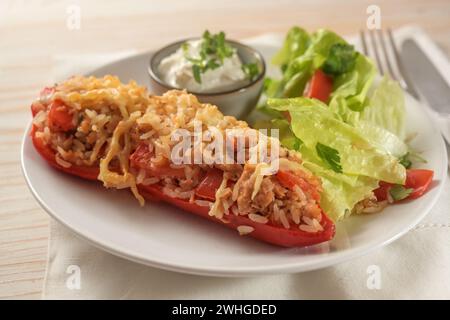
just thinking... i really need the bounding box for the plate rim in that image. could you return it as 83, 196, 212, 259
21, 50, 449, 277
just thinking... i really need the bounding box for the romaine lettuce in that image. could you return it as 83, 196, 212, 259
329, 53, 376, 116
257, 116, 380, 221
271, 26, 311, 69
361, 76, 406, 140
255, 26, 409, 221
268, 97, 406, 183
265, 97, 406, 221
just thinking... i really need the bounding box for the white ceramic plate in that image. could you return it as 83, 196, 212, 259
21, 44, 448, 276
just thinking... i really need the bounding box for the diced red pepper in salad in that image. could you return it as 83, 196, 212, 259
374, 169, 434, 202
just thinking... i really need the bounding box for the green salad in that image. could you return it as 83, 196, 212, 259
254, 27, 430, 221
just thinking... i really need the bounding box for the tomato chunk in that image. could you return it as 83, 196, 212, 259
48, 100, 75, 132
31, 102, 45, 117
305, 69, 333, 103
195, 168, 223, 201
130, 142, 185, 178
276, 170, 321, 201
373, 182, 390, 201
374, 169, 434, 202
405, 169, 434, 199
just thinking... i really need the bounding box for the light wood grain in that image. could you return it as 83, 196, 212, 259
1, 0, 449, 300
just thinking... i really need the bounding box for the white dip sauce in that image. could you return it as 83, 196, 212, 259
158, 40, 247, 93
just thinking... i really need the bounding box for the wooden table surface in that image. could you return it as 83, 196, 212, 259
1, 0, 449, 299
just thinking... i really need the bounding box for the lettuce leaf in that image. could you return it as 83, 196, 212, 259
302, 160, 379, 221
328, 53, 377, 123
281, 30, 346, 96
268, 97, 405, 183
272, 27, 311, 69
361, 76, 406, 140
263, 29, 347, 101
263, 26, 377, 116
354, 121, 408, 158
258, 117, 379, 221
255, 26, 409, 221
254, 118, 301, 150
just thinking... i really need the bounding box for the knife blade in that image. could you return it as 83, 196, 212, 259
401, 39, 450, 115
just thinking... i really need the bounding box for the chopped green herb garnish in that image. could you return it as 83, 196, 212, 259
316, 142, 343, 173
206, 59, 220, 70
399, 153, 412, 169
183, 30, 236, 84
192, 64, 202, 84
398, 151, 427, 169
292, 139, 302, 151
389, 185, 413, 201
322, 43, 358, 76
242, 63, 260, 81
192, 64, 202, 83
181, 42, 189, 53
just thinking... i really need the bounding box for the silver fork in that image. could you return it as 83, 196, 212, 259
360, 28, 420, 100
361, 29, 450, 166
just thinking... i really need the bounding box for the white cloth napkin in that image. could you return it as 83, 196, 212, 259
43, 26, 450, 299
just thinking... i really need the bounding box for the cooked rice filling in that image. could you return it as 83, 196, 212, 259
129, 90, 324, 230
32, 76, 326, 232
32, 76, 150, 168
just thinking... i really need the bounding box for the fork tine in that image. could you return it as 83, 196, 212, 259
359, 30, 368, 55
386, 28, 420, 99
361, 28, 420, 100
369, 29, 384, 75
377, 29, 397, 81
